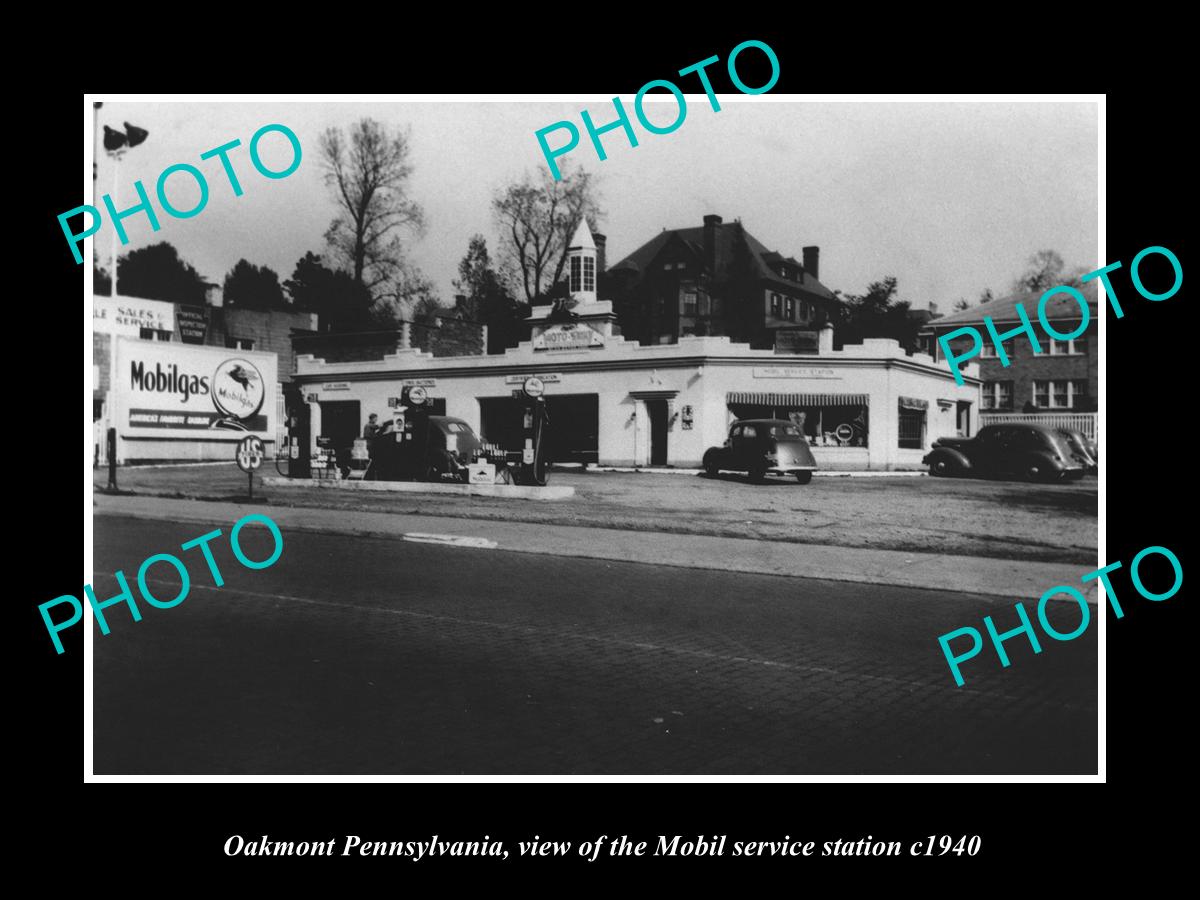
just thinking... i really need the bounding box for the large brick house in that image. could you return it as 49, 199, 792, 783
918, 284, 1098, 416
605, 214, 841, 349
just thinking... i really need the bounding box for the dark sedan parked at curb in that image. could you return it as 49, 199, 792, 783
1058, 429, 1098, 473
703, 419, 819, 484
923, 423, 1085, 482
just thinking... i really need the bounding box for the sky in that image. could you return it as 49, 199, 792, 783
91, 99, 1098, 311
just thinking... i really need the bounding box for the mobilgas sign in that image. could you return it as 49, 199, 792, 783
114, 338, 276, 438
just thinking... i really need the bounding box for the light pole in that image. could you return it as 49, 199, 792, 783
101, 118, 149, 297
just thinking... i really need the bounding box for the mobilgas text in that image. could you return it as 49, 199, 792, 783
41, 514, 284, 654
938, 545, 1182, 686
535, 40, 780, 181
938, 244, 1183, 385
58, 123, 302, 265
131, 360, 209, 403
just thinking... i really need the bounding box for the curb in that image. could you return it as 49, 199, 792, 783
590, 466, 927, 478
261, 476, 575, 501
93, 494, 1097, 604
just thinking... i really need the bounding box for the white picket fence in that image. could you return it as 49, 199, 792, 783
980, 412, 1097, 440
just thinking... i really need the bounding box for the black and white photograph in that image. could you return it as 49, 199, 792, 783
83, 96, 1101, 776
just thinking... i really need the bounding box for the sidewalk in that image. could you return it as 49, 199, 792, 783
92, 493, 1097, 604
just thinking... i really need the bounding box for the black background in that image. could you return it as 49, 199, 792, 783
24, 18, 1187, 883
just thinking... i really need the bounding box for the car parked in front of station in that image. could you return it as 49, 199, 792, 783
923, 423, 1085, 482
703, 419, 819, 484
1058, 429, 1098, 473
368, 415, 484, 482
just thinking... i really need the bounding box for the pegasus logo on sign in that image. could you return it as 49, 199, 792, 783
213, 358, 265, 424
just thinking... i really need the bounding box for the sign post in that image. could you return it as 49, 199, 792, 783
236, 435, 265, 500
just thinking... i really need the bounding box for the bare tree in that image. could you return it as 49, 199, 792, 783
493, 160, 603, 303
319, 118, 426, 301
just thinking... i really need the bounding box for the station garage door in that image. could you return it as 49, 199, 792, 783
479, 393, 599, 465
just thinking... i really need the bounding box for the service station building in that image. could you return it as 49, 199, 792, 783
293, 226, 980, 471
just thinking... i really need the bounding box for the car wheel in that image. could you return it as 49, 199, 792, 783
794, 471, 813, 485
930, 458, 955, 477
703, 453, 720, 477
425, 466, 441, 482
749, 465, 767, 484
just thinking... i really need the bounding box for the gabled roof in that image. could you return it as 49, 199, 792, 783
926, 282, 1099, 328
611, 221, 836, 301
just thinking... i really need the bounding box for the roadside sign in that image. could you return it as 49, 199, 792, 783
835, 423, 854, 443
468, 463, 496, 484
236, 435, 265, 473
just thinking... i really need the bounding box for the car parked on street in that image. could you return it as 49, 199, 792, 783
703, 419, 819, 483
1058, 429, 1098, 473
923, 423, 1085, 481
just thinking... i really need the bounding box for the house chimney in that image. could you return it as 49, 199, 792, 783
802, 246, 819, 281
593, 232, 607, 274
703, 214, 723, 274
818, 322, 834, 354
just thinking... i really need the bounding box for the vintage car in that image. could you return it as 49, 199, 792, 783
1058, 429, 1098, 472
703, 419, 819, 484
368, 415, 485, 482
923, 423, 1085, 481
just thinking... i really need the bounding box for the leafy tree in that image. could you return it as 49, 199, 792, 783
283, 251, 374, 333
1011, 250, 1089, 294
94, 253, 111, 295
979, 287, 994, 304
831, 276, 921, 351
452, 234, 529, 352
493, 159, 603, 303
952, 298, 970, 312
108, 242, 208, 305
223, 259, 286, 310
318, 118, 426, 301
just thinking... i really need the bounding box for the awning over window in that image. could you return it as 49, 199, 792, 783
899, 396, 929, 410
727, 392, 869, 407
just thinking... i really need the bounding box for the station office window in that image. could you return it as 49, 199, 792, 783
570, 255, 582, 292
770, 292, 781, 316
226, 337, 255, 351
897, 399, 928, 449
583, 256, 595, 293
784, 297, 795, 321
139, 327, 172, 341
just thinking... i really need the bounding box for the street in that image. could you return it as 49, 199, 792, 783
98, 464, 1098, 564
92, 513, 1096, 775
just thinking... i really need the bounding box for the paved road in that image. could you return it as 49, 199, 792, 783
92, 515, 1097, 775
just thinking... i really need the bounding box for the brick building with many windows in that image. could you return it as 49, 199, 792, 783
605, 214, 841, 349
917, 284, 1097, 427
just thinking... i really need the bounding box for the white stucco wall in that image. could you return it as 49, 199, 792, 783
294, 334, 980, 470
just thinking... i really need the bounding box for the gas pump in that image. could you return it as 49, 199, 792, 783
397, 385, 433, 480
517, 376, 551, 486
